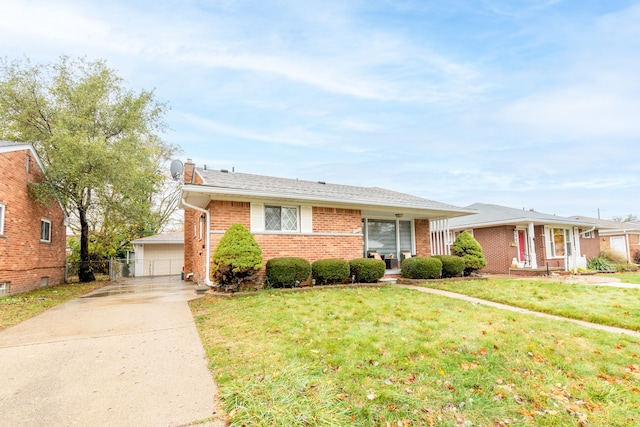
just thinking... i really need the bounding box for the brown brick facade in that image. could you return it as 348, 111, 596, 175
471, 225, 602, 274
183, 200, 431, 285
0, 148, 66, 295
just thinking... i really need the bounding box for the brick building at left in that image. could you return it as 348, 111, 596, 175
0, 141, 66, 295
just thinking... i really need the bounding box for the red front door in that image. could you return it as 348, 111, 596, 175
518, 230, 526, 263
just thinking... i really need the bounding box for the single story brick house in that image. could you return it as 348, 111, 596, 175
130, 232, 185, 277
180, 160, 474, 286
0, 141, 67, 295
446, 203, 600, 275
571, 216, 640, 263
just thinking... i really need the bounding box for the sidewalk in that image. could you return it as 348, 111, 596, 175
396, 279, 640, 338
0, 276, 225, 427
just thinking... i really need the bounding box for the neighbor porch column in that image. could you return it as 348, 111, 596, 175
528, 222, 538, 268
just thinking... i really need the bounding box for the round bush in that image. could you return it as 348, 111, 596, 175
266, 257, 311, 288
349, 258, 386, 283
212, 224, 263, 292
401, 256, 442, 280
433, 255, 465, 278
311, 259, 350, 285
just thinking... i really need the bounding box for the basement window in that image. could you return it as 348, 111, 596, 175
0, 282, 8, 295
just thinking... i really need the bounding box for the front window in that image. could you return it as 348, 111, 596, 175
40, 219, 51, 243
265, 206, 298, 231
546, 227, 571, 258
364, 219, 413, 259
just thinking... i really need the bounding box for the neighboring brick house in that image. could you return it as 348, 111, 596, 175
180, 160, 473, 286
571, 216, 640, 263
0, 141, 67, 295
446, 203, 600, 275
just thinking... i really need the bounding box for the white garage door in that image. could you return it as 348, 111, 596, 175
610, 236, 626, 257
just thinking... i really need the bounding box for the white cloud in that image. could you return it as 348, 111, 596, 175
500, 86, 640, 139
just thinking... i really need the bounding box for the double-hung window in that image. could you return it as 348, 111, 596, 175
0, 203, 5, 235
40, 218, 51, 243
265, 206, 298, 231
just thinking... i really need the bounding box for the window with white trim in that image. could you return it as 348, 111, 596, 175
40, 218, 51, 243
545, 227, 571, 258
0, 282, 8, 295
0, 203, 5, 235
265, 206, 298, 231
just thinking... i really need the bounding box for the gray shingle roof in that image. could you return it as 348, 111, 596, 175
571, 216, 640, 232
191, 168, 472, 214
130, 232, 184, 244
0, 140, 30, 150
448, 203, 596, 228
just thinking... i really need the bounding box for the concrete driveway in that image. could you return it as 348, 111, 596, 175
0, 276, 222, 427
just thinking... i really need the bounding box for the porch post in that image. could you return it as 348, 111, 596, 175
528, 222, 538, 268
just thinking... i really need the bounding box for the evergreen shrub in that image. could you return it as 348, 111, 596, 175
266, 257, 311, 288
451, 231, 487, 275
349, 258, 386, 283
212, 224, 263, 292
401, 256, 442, 280
311, 259, 350, 285
433, 255, 465, 278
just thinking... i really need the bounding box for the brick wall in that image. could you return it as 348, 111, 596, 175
0, 149, 66, 294
579, 230, 600, 261
414, 219, 431, 256
183, 200, 402, 285
472, 226, 515, 274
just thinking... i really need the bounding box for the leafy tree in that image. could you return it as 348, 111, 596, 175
0, 56, 176, 281
451, 231, 487, 275
612, 214, 639, 223
212, 224, 263, 292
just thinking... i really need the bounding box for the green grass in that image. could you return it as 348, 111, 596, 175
190, 287, 640, 426
0, 281, 108, 331
417, 278, 640, 332
603, 272, 640, 284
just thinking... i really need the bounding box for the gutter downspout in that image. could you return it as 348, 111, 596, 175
181, 198, 213, 287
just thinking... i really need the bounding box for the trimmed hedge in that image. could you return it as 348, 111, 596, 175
433, 255, 465, 278
266, 257, 311, 288
401, 256, 442, 280
349, 258, 386, 283
311, 259, 350, 285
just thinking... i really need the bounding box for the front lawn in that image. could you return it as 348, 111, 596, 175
603, 272, 640, 284
0, 281, 108, 331
417, 278, 640, 332
190, 287, 640, 426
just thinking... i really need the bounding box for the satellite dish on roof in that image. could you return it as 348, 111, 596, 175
169, 159, 184, 181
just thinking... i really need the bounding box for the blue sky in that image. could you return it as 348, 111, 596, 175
2, 0, 639, 220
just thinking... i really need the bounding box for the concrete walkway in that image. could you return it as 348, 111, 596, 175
0, 276, 224, 427
397, 276, 640, 338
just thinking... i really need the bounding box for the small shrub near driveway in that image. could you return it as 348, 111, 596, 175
266, 257, 311, 288
433, 254, 465, 278
349, 258, 385, 283
211, 224, 263, 292
311, 259, 350, 285
401, 256, 442, 279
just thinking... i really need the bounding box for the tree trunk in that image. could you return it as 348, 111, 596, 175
78, 207, 96, 282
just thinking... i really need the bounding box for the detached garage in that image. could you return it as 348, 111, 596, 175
130, 232, 184, 277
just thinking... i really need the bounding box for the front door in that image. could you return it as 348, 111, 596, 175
517, 230, 527, 264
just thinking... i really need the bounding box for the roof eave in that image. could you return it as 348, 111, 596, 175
181, 184, 475, 219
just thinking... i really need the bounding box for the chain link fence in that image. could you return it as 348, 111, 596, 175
66, 258, 182, 282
